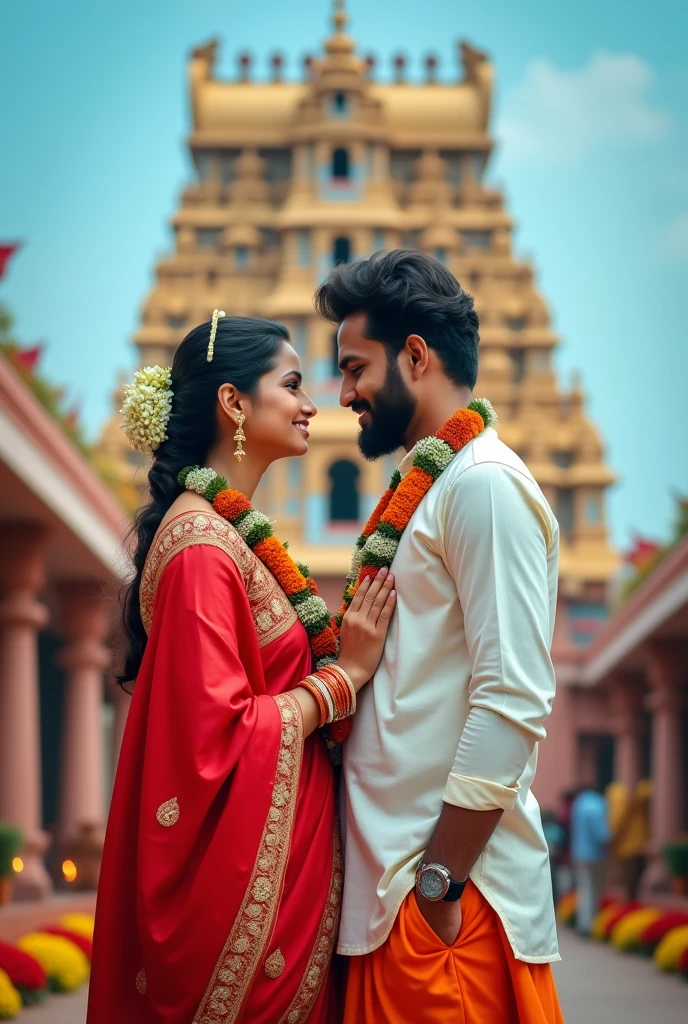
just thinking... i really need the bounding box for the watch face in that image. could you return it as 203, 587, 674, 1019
420, 867, 446, 900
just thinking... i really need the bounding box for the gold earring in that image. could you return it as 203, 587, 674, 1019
233, 412, 246, 462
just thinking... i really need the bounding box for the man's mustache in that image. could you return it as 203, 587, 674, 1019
351, 401, 371, 415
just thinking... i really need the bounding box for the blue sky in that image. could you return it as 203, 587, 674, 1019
1, 0, 687, 548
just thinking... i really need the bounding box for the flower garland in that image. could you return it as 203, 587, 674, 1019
330, 399, 496, 741
339, 399, 496, 621
178, 467, 339, 673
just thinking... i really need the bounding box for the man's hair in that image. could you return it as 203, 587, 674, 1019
314, 249, 480, 389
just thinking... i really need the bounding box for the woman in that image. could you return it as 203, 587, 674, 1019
88, 313, 396, 1024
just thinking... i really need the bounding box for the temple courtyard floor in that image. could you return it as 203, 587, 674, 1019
18, 925, 688, 1022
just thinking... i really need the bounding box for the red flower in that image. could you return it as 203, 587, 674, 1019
41, 926, 93, 960
640, 911, 688, 948
0, 939, 47, 990
306, 577, 319, 595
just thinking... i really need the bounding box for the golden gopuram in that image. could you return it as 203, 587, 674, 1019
98, 3, 618, 667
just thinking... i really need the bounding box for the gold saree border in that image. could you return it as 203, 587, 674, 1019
278, 825, 343, 1024
140, 511, 297, 645
193, 692, 303, 1024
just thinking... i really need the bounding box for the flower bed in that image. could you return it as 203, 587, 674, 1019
654, 924, 688, 972
0, 912, 95, 1018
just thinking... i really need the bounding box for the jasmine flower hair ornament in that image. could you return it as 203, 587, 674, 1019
207, 308, 226, 362
120, 365, 174, 453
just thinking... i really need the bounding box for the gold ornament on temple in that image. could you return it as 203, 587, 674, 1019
234, 411, 246, 462
207, 308, 226, 362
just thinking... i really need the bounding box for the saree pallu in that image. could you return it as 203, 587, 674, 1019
88, 512, 340, 1024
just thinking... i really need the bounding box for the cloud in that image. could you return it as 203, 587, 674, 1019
497, 51, 671, 165
661, 213, 688, 259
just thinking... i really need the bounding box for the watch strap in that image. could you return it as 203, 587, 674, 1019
443, 876, 467, 902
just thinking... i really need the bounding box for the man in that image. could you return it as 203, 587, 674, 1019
315, 250, 564, 1022
606, 779, 652, 900
570, 786, 610, 935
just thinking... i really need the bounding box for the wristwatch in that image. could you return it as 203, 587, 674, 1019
415, 861, 467, 903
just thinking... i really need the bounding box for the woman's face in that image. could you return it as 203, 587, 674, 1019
243, 342, 317, 462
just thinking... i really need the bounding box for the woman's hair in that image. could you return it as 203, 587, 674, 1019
118, 315, 289, 685
314, 249, 480, 389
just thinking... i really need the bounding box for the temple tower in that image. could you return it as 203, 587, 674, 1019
97, 2, 617, 627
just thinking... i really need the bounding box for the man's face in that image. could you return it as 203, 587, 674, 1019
338, 312, 417, 459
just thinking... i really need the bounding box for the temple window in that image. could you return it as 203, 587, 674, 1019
556, 488, 575, 537
196, 228, 222, 249
463, 230, 492, 250
390, 150, 418, 183
440, 150, 462, 185
298, 229, 311, 267
235, 246, 249, 270
585, 495, 602, 524
168, 315, 186, 330
329, 460, 360, 522
261, 148, 292, 183
553, 451, 574, 469
402, 230, 421, 251
219, 152, 239, 184
330, 93, 350, 118
507, 317, 526, 332
293, 318, 307, 358
434, 248, 447, 265
332, 148, 350, 180
331, 330, 341, 376
196, 151, 211, 181
333, 236, 351, 265
509, 350, 525, 383
372, 229, 385, 253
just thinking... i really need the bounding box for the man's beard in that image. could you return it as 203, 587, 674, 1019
354, 355, 417, 460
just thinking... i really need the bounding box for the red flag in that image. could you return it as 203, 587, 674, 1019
627, 537, 661, 570
0, 244, 20, 280
14, 344, 43, 372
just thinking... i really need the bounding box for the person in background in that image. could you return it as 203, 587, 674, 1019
570, 786, 610, 936
606, 779, 653, 900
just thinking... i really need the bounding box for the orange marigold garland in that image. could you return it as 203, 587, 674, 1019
178, 466, 338, 671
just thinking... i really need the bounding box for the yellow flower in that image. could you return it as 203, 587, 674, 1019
0, 968, 21, 1019
591, 903, 621, 940
610, 908, 662, 951
556, 891, 577, 924
60, 912, 95, 939
17, 933, 89, 992
653, 924, 688, 971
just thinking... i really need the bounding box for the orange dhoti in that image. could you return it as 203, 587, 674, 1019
343, 881, 565, 1024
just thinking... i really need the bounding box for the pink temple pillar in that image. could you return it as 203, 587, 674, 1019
0, 523, 52, 899
610, 675, 645, 789
646, 640, 685, 858
56, 582, 110, 865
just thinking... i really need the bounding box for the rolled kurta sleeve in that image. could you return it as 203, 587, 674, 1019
439, 462, 557, 812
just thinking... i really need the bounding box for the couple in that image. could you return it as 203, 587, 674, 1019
89, 250, 565, 1023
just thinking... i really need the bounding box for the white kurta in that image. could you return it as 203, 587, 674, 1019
338, 426, 561, 963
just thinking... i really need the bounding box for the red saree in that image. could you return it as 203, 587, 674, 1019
88, 511, 341, 1023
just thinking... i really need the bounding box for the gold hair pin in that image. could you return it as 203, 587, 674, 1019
207, 309, 226, 362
